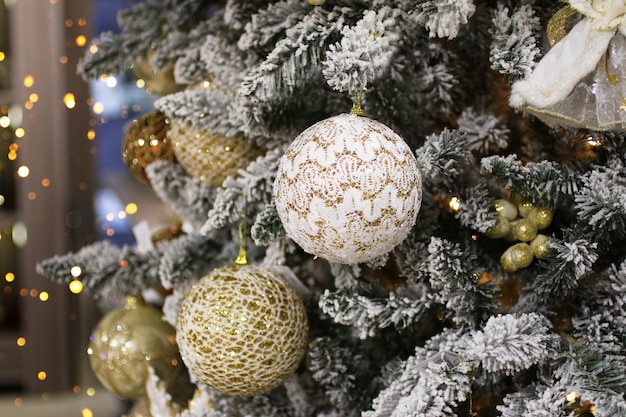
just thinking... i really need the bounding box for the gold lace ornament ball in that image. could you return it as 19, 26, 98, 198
167, 119, 265, 188
273, 113, 422, 265
176, 264, 309, 397
87, 295, 181, 399
122, 111, 175, 184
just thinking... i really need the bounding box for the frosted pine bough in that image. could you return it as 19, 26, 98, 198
273, 113, 422, 265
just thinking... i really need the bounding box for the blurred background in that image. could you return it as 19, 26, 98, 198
0, 0, 167, 415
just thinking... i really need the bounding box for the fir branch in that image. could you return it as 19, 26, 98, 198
201, 147, 284, 234
412, 51, 461, 117
529, 230, 598, 301
462, 313, 558, 375
454, 184, 497, 233
77, 32, 141, 80
251, 201, 285, 246
308, 337, 372, 415
365, 348, 438, 417
414, 129, 473, 190
154, 85, 246, 139
167, 21, 221, 84
323, 7, 400, 95
457, 107, 510, 154
330, 263, 362, 289
489, 4, 541, 81
408, 0, 476, 39
158, 232, 229, 289
573, 260, 626, 352
145, 161, 217, 227
481, 154, 580, 206
427, 237, 499, 329
239, 6, 351, 105
560, 341, 626, 416
78, 0, 212, 79
36, 240, 162, 308
238, 1, 312, 52
497, 384, 567, 417
574, 161, 626, 239
318, 285, 430, 339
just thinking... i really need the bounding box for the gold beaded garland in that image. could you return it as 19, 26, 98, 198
487, 196, 555, 272
87, 295, 181, 399
500, 243, 534, 273
530, 234, 551, 259
527, 207, 554, 230
176, 264, 309, 397
517, 200, 534, 218
493, 199, 518, 221
485, 216, 511, 239
513, 218, 538, 242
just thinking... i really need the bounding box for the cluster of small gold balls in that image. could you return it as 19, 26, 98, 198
485, 196, 554, 273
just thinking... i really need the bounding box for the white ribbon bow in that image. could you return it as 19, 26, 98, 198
510, 0, 626, 110
571, 0, 626, 33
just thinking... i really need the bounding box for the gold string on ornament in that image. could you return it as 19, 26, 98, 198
234, 193, 249, 265
351, 91, 366, 116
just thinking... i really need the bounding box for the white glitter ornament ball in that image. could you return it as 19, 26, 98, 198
176, 264, 308, 397
273, 113, 422, 264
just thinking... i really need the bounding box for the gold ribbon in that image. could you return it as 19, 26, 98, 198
547, 5, 579, 46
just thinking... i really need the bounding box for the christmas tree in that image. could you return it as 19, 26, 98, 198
37, 0, 626, 416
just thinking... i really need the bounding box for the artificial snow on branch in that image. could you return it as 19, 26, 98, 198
489, 4, 541, 81
323, 7, 400, 95
408, 0, 476, 39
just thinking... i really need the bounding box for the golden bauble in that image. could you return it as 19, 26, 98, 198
168, 120, 265, 188
132, 54, 185, 96
87, 295, 181, 399
513, 218, 538, 242
527, 206, 554, 230
500, 243, 534, 273
122, 111, 175, 184
176, 264, 309, 397
485, 216, 511, 239
493, 199, 518, 221
530, 234, 552, 259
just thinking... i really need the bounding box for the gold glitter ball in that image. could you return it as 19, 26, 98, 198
273, 113, 422, 265
485, 216, 511, 239
87, 295, 181, 399
517, 200, 534, 218
122, 111, 175, 184
168, 120, 265, 188
500, 243, 534, 273
176, 264, 309, 397
527, 206, 554, 230
513, 218, 538, 242
493, 199, 518, 221
530, 234, 552, 259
